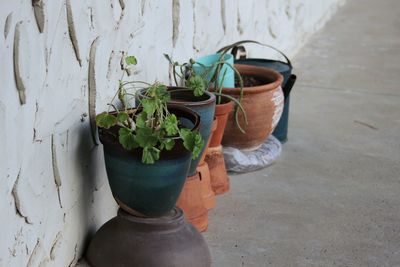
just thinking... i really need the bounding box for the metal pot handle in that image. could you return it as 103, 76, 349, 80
218, 40, 292, 67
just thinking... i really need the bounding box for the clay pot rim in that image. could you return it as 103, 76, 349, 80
167, 87, 216, 107
215, 100, 234, 116
221, 64, 283, 95
137, 86, 216, 107
99, 104, 200, 159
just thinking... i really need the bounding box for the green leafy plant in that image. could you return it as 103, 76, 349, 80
164, 53, 248, 133
96, 56, 204, 164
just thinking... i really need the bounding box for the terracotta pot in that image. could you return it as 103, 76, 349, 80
87, 208, 211, 267
221, 64, 284, 150
198, 118, 218, 210
176, 172, 208, 232
198, 162, 215, 210
210, 100, 234, 147
204, 101, 233, 195
206, 145, 230, 195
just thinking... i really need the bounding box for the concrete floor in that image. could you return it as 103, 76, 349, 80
203, 0, 400, 266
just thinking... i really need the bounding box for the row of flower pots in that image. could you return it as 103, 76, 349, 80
87, 41, 293, 266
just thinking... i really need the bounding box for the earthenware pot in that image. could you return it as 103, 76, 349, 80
87, 208, 211, 267
199, 118, 218, 210
231, 42, 297, 143
221, 64, 284, 150
99, 105, 200, 217
176, 172, 208, 232
205, 99, 233, 195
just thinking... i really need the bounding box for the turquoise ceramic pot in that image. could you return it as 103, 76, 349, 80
192, 53, 234, 88
99, 105, 200, 217
167, 88, 215, 176
136, 88, 216, 176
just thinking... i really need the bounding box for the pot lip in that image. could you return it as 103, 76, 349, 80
137, 86, 216, 107
235, 58, 293, 72
215, 99, 234, 115
167, 87, 216, 107
221, 64, 284, 95
98, 104, 200, 158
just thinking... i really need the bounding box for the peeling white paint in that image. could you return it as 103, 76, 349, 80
4, 13, 12, 39
0, 0, 345, 265
32, 0, 45, 33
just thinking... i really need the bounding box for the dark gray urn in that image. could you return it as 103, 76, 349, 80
86, 207, 211, 267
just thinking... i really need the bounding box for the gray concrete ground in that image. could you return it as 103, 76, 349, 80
203, 0, 400, 266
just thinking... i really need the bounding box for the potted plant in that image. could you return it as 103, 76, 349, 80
95, 56, 204, 217
200, 44, 284, 150
153, 54, 245, 231
219, 40, 297, 143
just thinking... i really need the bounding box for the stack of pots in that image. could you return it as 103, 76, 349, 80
193, 54, 235, 196
136, 87, 217, 232
87, 105, 211, 267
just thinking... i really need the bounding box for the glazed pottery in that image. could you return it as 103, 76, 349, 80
86, 208, 211, 267
99, 105, 200, 217
192, 53, 235, 88
137, 88, 216, 176
176, 172, 208, 232
221, 64, 284, 150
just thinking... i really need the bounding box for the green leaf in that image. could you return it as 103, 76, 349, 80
125, 55, 137, 65
180, 128, 204, 159
95, 113, 117, 129
147, 83, 170, 101
135, 126, 158, 148
135, 112, 147, 127
161, 138, 175, 150
118, 128, 138, 150
117, 112, 129, 123
141, 99, 157, 116
164, 114, 179, 136
186, 75, 205, 96
142, 147, 160, 164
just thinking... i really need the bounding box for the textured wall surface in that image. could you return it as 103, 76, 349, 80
0, 0, 344, 266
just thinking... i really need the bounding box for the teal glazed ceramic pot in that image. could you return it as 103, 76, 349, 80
99, 105, 200, 217
167, 88, 216, 176
193, 53, 234, 88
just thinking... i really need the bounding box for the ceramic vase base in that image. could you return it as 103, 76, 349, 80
198, 162, 216, 210
86, 208, 211, 267
205, 146, 230, 195
177, 172, 209, 232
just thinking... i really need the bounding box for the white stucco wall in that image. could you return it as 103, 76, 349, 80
0, 0, 344, 266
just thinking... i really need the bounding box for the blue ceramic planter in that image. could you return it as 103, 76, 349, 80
99, 105, 200, 217
136, 88, 216, 176
167, 88, 216, 176
193, 53, 234, 88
